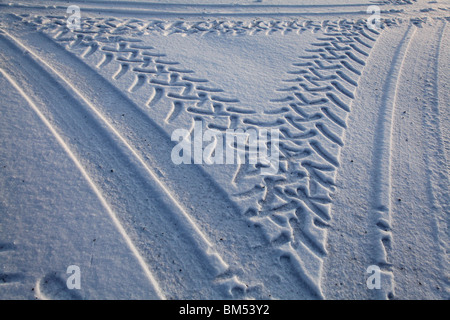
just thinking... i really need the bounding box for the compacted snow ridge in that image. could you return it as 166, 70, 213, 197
0, 0, 448, 300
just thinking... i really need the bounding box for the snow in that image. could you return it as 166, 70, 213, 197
0, 0, 448, 300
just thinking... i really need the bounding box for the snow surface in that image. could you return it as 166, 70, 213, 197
0, 0, 448, 300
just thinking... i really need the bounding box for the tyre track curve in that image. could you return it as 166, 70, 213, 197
11, 14, 388, 298
0, 28, 244, 299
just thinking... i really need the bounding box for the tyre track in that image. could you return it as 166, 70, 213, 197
0, 29, 240, 299
368, 23, 416, 299
236, 20, 382, 297
416, 20, 450, 295
0, 2, 392, 18
27, 14, 384, 298
11, 23, 270, 298
0, 62, 165, 299
0, 243, 25, 287
14, 14, 386, 298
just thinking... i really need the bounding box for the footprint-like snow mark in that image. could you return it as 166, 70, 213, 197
36, 273, 82, 300
0, 243, 25, 287
97, 53, 113, 69
320, 107, 347, 129
336, 70, 358, 87
147, 86, 164, 107
81, 43, 99, 59
129, 74, 146, 93
0, 273, 25, 285
309, 140, 339, 167
113, 63, 129, 80
315, 123, 344, 147
326, 92, 350, 112
331, 81, 355, 99
166, 101, 183, 123
0, 242, 16, 252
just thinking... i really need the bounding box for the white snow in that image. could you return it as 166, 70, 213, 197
0, 0, 448, 300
